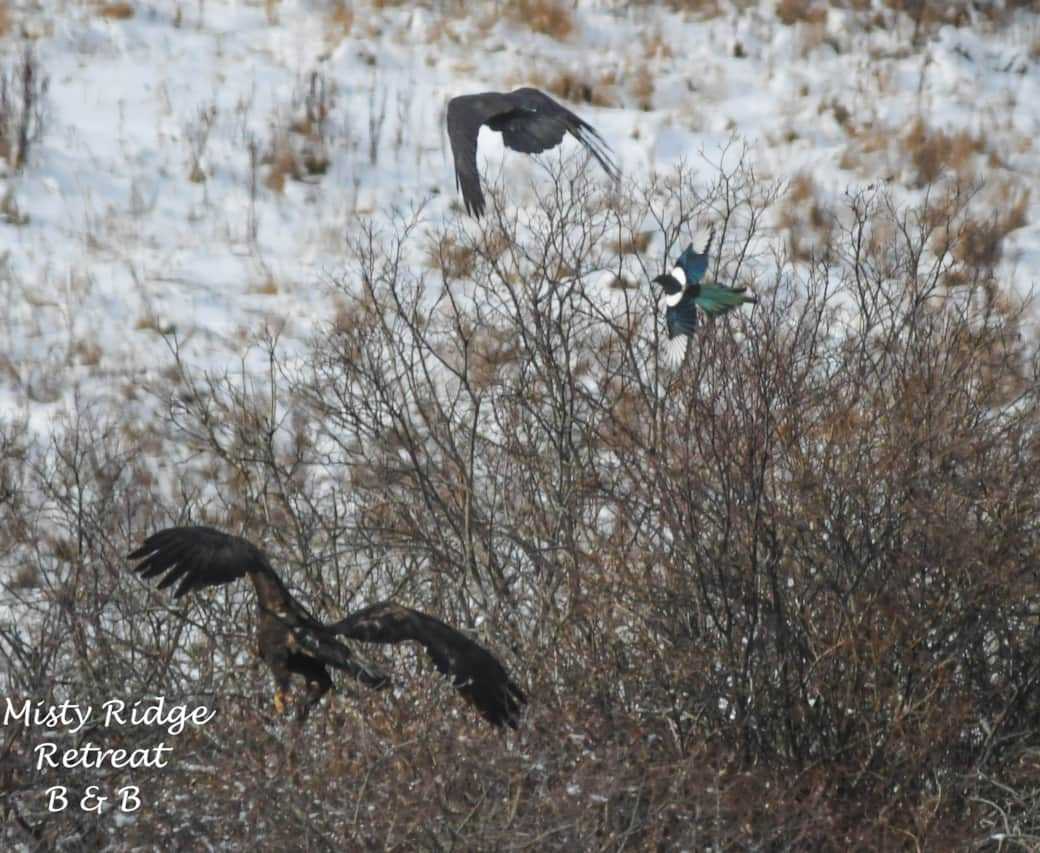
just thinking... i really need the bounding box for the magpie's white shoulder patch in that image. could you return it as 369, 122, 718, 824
665, 274, 690, 307
670, 265, 686, 286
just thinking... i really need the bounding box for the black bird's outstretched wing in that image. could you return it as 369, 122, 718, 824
492, 88, 619, 182
447, 92, 505, 217
128, 525, 265, 598
666, 296, 699, 340
446, 87, 619, 218
333, 602, 527, 729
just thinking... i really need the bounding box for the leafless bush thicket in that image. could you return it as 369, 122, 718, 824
3, 159, 1040, 849
0, 47, 47, 175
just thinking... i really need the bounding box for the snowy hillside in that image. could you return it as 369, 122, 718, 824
2, 0, 1038, 435
5, 3, 1040, 850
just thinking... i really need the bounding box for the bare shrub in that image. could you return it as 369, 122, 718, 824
3, 158, 1040, 848
776, 170, 831, 262
0, 185, 29, 225
184, 103, 217, 183
257, 71, 337, 195
0, 47, 48, 174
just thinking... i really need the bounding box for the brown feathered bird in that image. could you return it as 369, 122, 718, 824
128, 526, 526, 728
446, 87, 619, 218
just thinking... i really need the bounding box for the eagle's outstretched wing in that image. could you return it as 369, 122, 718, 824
128, 525, 264, 598
333, 602, 527, 729
446, 87, 618, 218
128, 526, 388, 691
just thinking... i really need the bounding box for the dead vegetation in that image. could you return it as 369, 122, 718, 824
524, 67, 619, 108
261, 70, 337, 193
3, 161, 1040, 850
502, 0, 574, 41
96, 2, 135, 20
903, 117, 986, 187
776, 171, 832, 262
774, 0, 1033, 42
0, 48, 48, 174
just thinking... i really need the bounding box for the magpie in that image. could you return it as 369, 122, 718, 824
651, 230, 757, 365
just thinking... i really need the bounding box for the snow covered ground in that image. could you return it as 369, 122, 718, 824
2, 0, 1038, 438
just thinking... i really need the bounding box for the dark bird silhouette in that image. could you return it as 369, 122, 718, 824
128, 526, 526, 728
651, 230, 757, 364
446, 87, 619, 218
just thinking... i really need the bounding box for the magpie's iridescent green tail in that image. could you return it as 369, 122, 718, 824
694, 283, 758, 317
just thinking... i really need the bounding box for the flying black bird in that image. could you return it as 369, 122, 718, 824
446, 87, 619, 218
651, 230, 757, 364
128, 526, 526, 728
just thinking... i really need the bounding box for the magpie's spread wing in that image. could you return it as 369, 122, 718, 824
666, 296, 698, 339
675, 229, 714, 287
333, 602, 526, 728
662, 332, 690, 368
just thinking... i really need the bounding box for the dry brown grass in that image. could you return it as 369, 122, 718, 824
262, 74, 335, 191
503, 0, 574, 41
904, 117, 984, 187
327, 0, 353, 45
630, 65, 655, 111
134, 312, 172, 334
96, 2, 135, 19
610, 229, 653, 256
642, 29, 674, 60
0, 187, 29, 226
525, 68, 618, 108
940, 185, 1030, 273
821, 98, 851, 129
626, 0, 722, 12
776, 0, 826, 26
839, 115, 989, 187
608, 275, 638, 290
777, 171, 831, 261
428, 236, 477, 281
248, 276, 280, 296
71, 339, 104, 367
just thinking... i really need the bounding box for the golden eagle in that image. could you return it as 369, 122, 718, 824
128, 526, 526, 728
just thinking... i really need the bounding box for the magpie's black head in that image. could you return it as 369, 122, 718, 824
652, 273, 678, 289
